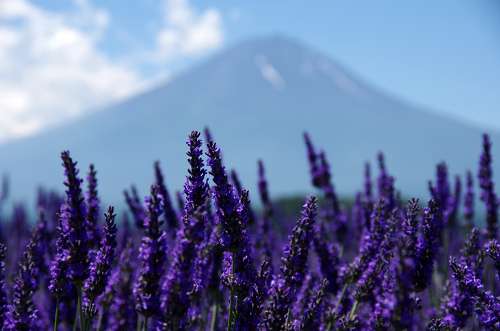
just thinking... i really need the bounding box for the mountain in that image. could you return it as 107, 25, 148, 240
0, 35, 498, 207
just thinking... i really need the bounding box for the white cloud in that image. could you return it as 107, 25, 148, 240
0, 0, 143, 142
155, 0, 223, 60
0, 0, 224, 143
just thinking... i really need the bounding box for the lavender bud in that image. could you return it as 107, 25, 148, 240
83, 206, 117, 317
0, 244, 8, 327
464, 170, 475, 228
60, 151, 89, 283
107, 242, 137, 331
86, 164, 101, 249
124, 185, 146, 229
478, 134, 498, 240
264, 197, 317, 330
154, 161, 180, 233
414, 199, 442, 292
134, 185, 167, 318
486, 240, 500, 276
296, 279, 328, 331
8, 237, 42, 330
450, 257, 500, 330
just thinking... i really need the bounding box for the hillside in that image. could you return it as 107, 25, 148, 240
0, 35, 497, 206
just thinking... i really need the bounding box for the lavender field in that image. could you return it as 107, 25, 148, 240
0, 129, 498, 331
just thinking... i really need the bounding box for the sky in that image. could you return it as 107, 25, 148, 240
1, 0, 499, 142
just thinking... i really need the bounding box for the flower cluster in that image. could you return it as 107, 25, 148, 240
0, 131, 497, 331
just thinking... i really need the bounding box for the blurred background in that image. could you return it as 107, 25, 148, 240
0, 0, 499, 207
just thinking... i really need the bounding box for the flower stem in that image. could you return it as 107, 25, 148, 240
227, 253, 236, 331
334, 284, 348, 313
210, 304, 219, 331
348, 300, 359, 321
53, 299, 59, 331
96, 309, 104, 331
136, 315, 143, 331
73, 287, 82, 331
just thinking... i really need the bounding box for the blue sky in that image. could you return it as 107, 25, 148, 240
1, 0, 499, 141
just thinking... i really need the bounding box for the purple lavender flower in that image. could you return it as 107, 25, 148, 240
82, 206, 117, 318
256, 160, 274, 261
208, 140, 268, 329
31, 211, 50, 277
449, 175, 462, 227
281, 197, 317, 290
154, 161, 180, 233
306, 146, 347, 242
462, 228, 484, 277
303, 132, 322, 187
368, 263, 397, 330
295, 278, 328, 331
258, 160, 273, 219
223, 190, 263, 330
106, 241, 137, 331
0, 175, 8, 204
118, 212, 132, 250
263, 276, 292, 331
8, 237, 42, 330
464, 170, 475, 228
364, 162, 373, 205
391, 200, 422, 329
230, 169, 242, 193
414, 199, 442, 292
158, 213, 205, 330
186, 241, 213, 328
134, 185, 167, 319
176, 190, 185, 217
353, 223, 395, 303
158, 131, 210, 330
478, 134, 498, 240
183, 131, 209, 217
430, 229, 482, 331
221, 248, 259, 330
401, 199, 420, 260
429, 163, 462, 229
231, 169, 256, 226
36, 188, 64, 234
0, 243, 8, 328
377, 152, 395, 210
196, 227, 224, 306
450, 257, 500, 330
0, 176, 8, 241
86, 164, 101, 249
9, 203, 30, 268
292, 273, 317, 320
264, 197, 317, 330
207, 141, 245, 252
48, 214, 72, 300
203, 126, 213, 144
429, 279, 473, 330
313, 224, 340, 294
342, 200, 389, 285
3, 127, 500, 330
486, 239, 500, 276
351, 193, 366, 239
124, 185, 146, 229
255, 256, 272, 311
60, 151, 89, 283
317, 151, 341, 215
429, 163, 450, 209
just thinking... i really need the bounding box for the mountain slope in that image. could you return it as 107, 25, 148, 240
0, 35, 497, 206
